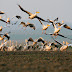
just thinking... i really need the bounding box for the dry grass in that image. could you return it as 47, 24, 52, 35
0, 51, 72, 72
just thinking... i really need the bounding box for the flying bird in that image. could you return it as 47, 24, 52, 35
0, 32, 11, 40
51, 37, 72, 51
27, 22, 35, 30
56, 21, 72, 30
18, 4, 47, 22
38, 19, 50, 34
47, 17, 58, 27
45, 33, 72, 40
0, 11, 5, 14
37, 37, 45, 44
19, 22, 36, 30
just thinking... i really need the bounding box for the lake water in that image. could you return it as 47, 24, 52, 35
0, 20, 72, 44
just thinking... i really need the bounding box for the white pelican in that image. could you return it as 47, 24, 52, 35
19, 22, 36, 30
0, 32, 11, 40
52, 37, 72, 51
56, 21, 72, 30
0, 11, 4, 14
22, 39, 32, 51
18, 5, 47, 22
37, 37, 45, 44
38, 19, 50, 34
47, 17, 58, 27
43, 43, 52, 51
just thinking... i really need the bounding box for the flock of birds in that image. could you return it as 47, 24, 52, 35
0, 4, 72, 51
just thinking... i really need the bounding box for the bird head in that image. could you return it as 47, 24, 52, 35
58, 27, 61, 30
62, 20, 64, 24
7, 18, 10, 23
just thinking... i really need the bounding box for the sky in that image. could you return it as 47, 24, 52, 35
0, 0, 72, 23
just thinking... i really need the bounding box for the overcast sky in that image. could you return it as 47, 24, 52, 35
0, 0, 72, 23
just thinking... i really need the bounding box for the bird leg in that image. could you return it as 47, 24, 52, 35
21, 27, 23, 29
42, 29, 43, 34
6, 23, 7, 26
24, 27, 26, 30
44, 30, 46, 34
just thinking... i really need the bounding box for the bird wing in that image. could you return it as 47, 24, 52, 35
58, 34, 72, 40
28, 37, 34, 42
38, 19, 44, 26
0, 19, 7, 23
51, 43, 58, 48
47, 19, 55, 27
37, 38, 45, 44
20, 22, 26, 26
54, 17, 58, 22
18, 5, 32, 16
0, 11, 4, 14
27, 24, 36, 30
63, 24, 72, 30
16, 15, 21, 19
51, 36, 62, 45
4, 34, 10, 40
35, 16, 47, 22
45, 33, 53, 35
56, 22, 62, 26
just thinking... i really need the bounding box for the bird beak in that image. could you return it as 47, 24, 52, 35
59, 27, 61, 29
66, 41, 69, 46
62, 20, 64, 24
47, 24, 50, 27
36, 12, 40, 13
63, 41, 65, 45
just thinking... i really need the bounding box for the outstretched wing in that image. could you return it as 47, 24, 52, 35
0, 11, 4, 14
63, 24, 72, 30
37, 37, 45, 44
58, 34, 72, 40
28, 37, 34, 42
16, 15, 22, 19
4, 34, 10, 40
0, 19, 7, 23
54, 17, 58, 22
35, 16, 47, 22
27, 24, 36, 30
38, 19, 44, 26
18, 4, 32, 16
51, 37, 62, 45
20, 22, 26, 26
